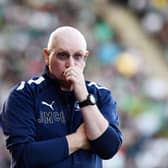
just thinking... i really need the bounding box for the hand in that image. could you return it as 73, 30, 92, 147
66, 123, 90, 155
75, 123, 90, 150
63, 66, 88, 101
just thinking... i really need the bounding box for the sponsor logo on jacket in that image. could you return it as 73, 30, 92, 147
37, 111, 66, 124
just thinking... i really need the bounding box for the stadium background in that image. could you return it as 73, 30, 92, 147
0, 0, 168, 167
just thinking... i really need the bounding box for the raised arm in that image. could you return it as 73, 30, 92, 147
64, 66, 122, 159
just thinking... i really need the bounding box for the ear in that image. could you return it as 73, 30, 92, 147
85, 50, 89, 57
84, 50, 89, 62
43, 48, 50, 65
82, 50, 89, 69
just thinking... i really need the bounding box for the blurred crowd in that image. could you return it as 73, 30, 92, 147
0, 0, 168, 168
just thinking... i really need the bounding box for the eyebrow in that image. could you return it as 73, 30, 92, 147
55, 48, 85, 54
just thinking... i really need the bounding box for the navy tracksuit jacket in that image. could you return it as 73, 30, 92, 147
1, 70, 122, 168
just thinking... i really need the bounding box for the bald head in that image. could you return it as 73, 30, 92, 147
47, 26, 87, 51
43, 26, 88, 87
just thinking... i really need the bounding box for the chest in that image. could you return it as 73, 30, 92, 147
35, 91, 82, 140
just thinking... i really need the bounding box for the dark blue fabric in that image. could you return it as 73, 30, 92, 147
1, 71, 122, 168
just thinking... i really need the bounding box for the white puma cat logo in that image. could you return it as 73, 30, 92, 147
42, 101, 55, 110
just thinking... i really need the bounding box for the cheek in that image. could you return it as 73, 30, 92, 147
49, 59, 65, 77
78, 61, 86, 71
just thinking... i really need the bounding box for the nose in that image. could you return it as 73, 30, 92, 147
65, 56, 75, 68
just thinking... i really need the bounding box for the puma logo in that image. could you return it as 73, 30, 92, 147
42, 101, 55, 110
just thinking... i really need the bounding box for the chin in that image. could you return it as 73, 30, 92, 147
61, 82, 73, 91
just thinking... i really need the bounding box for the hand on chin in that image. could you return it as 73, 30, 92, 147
60, 80, 73, 91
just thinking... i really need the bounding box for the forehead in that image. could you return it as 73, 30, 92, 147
49, 29, 87, 52
56, 36, 85, 52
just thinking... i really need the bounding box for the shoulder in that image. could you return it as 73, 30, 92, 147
86, 80, 111, 100
86, 80, 116, 105
2, 75, 48, 112
86, 80, 110, 94
16, 75, 45, 90
9, 75, 47, 98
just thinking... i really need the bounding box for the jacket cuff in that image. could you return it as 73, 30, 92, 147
89, 126, 122, 159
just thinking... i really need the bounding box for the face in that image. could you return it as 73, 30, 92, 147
43, 32, 88, 82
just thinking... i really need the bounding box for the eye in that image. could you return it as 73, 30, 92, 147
56, 52, 69, 60
73, 54, 84, 61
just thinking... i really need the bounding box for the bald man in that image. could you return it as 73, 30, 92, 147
1, 26, 122, 168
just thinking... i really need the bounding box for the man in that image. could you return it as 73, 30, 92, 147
1, 26, 122, 168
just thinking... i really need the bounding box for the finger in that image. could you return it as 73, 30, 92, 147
64, 67, 79, 75
65, 75, 75, 83
63, 68, 74, 78
64, 69, 79, 81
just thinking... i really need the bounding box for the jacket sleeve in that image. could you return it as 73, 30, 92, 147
90, 89, 122, 159
1, 85, 69, 168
